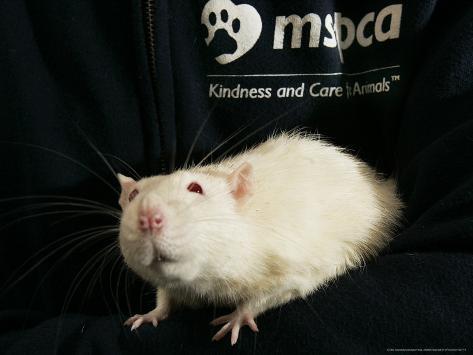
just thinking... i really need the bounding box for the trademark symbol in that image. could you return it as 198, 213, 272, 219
391, 75, 400, 81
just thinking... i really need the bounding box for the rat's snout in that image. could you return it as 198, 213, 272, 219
138, 196, 165, 233
139, 207, 163, 232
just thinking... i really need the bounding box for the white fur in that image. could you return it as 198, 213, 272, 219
119, 132, 403, 317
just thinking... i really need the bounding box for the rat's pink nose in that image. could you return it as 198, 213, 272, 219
138, 207, 164, 233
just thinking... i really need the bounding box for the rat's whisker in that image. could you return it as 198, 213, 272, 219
61, 242, 118, 313
0, 201, 121, 220
0, 141, 119, 195
123, 267, 134, 320
108, 249, 127, 316
195, 121, 253, 168
55, 242, 118, 350
0, 227, 118, 298
50, 211, 120, 226
75, 125, 121, 185
196, 99, 311, 168
183, 101, 219, 170
104, 153, 141, 180
114, 257, 129, 317
0, 210, 120, 232
0, 194, 120, 211
4, 237, 117, 333
214, 104, 309, 164
81, 243, 121, 313
5, 224, 118, 280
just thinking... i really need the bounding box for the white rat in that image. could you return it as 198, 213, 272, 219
118, 132, 403, 345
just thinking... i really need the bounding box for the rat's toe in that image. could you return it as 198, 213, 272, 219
131, 317, 144, 331
245, 316, 259, 332
210, 314, 232, 326
212, 322, 232, 342
211, 309, 258, 345
124, 314, 140, 326
125, 308, 167, 331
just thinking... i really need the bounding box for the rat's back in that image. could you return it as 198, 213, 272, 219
224, 132, 403, 286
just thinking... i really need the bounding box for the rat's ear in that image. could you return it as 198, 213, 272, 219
228, 162, 253, 201
118, 173, 135, 190
117, 174, 136, 209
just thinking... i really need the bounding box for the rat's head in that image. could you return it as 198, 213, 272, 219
118, 162, 253, 286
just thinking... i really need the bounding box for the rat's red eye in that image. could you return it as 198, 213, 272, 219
128, 189, 139, 202
187, 182, 203, 194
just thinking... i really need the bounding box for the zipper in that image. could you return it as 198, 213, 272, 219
142, 0, 169, 174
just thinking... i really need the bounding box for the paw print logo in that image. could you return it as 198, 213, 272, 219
201, 0, 262, 65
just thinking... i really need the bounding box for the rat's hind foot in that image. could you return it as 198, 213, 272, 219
210, 309, 259, 345
124, 307, 169, 331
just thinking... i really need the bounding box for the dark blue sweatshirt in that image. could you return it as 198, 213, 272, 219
0, 1, 472, 353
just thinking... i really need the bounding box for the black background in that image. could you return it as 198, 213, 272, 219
1, 0, 472, 353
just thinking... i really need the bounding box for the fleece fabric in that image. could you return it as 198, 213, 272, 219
0, 0, 472, 353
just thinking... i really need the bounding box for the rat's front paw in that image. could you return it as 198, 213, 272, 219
124, 307, 169, 331
210, 309, 259, 345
